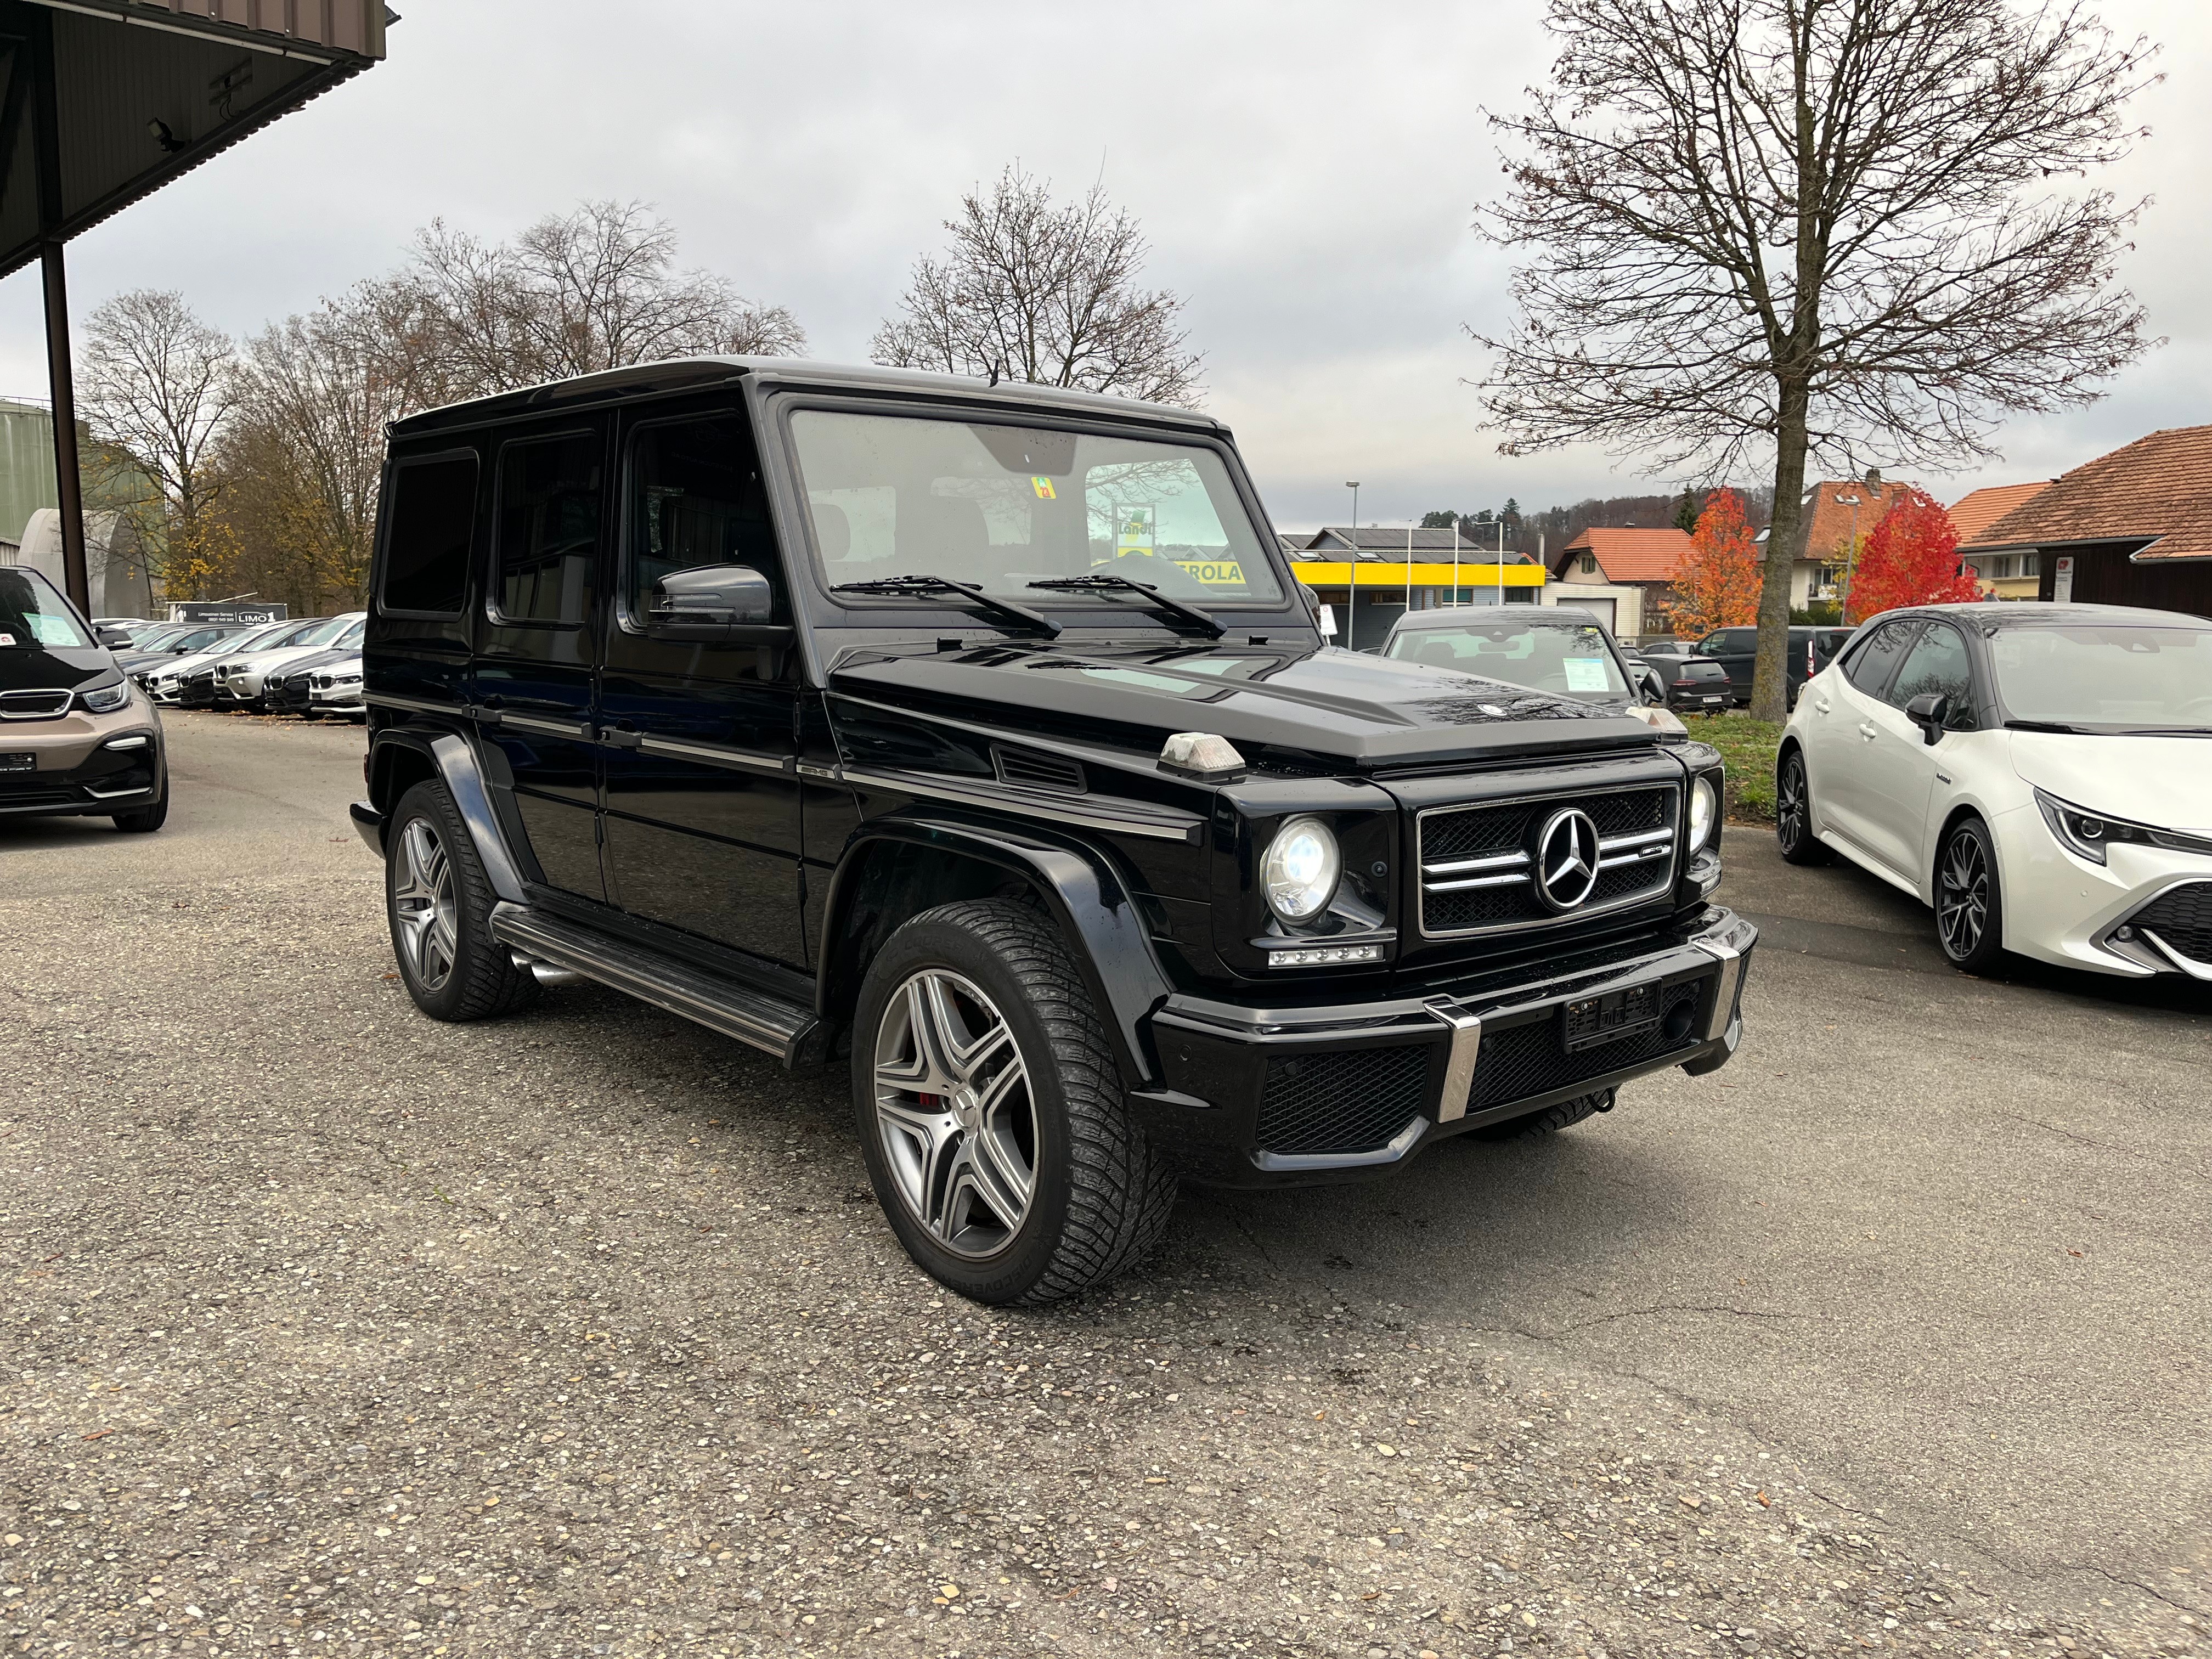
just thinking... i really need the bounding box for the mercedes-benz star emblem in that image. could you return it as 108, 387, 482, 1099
1534, 807, 1602, 912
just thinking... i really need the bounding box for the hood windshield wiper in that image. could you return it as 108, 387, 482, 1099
2004, 719, 2091, 734
1025, 573, 1226, 638
832, 574, 1060, 638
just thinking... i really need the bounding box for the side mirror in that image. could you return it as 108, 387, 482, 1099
95, 627, 132, 650
1635, 664, 1666, 705
1904, 691, 1950, 744
646, 564, 783, 642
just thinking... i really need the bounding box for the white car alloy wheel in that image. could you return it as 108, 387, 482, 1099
390, 817, 459, 992
871, 968, 1037, 1260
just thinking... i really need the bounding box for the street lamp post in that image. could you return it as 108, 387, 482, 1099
1344, 481, 1361, 648
1834, 492, 1862, 620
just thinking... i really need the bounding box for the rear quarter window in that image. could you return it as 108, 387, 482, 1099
379, 453, 480, 617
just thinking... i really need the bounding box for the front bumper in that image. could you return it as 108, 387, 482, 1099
0, 712, 166, 817
1132, 907, 1756, 1186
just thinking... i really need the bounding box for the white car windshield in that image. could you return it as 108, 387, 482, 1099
789, 410, 1285, 606
1385, 618, 1630, 701
1990, 625, 2212, 731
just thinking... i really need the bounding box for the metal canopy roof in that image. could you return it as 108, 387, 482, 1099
0, 0, 385, 278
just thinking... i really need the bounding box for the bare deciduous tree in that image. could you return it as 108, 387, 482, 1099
1477, 0, 2157, 716
874, 166, 1203, 406
76, 289, 235, 594
363, 200, 805, 408
214, 303, 409, 610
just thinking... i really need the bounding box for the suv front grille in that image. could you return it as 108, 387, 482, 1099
1418, 783, 1678, 937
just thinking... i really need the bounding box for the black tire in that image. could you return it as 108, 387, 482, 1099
1475, 1088, 1612, 1141
852, 898, 1176, 1306
111, 787, 167, 834
1934, 815, 2007, 975
1775, 747, 1832, 865
385, 780, 539, 1022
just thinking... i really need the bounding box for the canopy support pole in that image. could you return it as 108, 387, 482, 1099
30, 10, 87, 613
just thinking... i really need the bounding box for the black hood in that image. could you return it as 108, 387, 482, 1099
0, 645, 110, 695
828, 639, 1655, 770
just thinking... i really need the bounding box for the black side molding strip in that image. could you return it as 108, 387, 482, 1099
489, 901, 819, 1066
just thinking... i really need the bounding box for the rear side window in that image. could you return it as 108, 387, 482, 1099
494, 432, 603, 626
379, 454, 478, 617
1844, 617, 1920, 696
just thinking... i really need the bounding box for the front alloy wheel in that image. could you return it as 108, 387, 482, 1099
852, 898, 1176, 1304
872, 968, 1037, 1259
1935, 816, 2006, 974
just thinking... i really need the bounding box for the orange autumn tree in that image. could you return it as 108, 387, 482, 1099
1846, 486, 1981, 622
1666, 487, 1761, 635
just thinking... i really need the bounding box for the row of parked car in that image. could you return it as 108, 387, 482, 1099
104, 613, 366, 719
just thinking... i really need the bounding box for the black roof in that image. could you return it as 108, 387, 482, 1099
388, 357, 1228, 439
1877, 602, 2202, 630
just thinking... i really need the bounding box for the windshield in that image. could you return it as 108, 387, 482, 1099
789, 410, 1284, 607
1990, 625, 2212, 729
0, 568, 94, 650
286, 617, 352, 649
1384, 618, 1630, 701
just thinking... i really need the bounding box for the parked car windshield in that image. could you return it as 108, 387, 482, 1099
1385, 617, 1630, 701
1990, 624, 2212, 730
789, 410, 1285, 606
0, 568, 94, 650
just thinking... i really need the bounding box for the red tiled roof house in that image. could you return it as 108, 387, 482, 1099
1959, 427, 2212, 614
1544, 527, 1692, 640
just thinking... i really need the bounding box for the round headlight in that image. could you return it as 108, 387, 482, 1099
1689, 775, 1719, 849
1262, 816, 1341, 923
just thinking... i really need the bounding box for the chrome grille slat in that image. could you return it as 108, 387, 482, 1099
1417, 782, 1680, 938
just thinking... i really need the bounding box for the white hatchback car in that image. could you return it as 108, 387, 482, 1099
1778, 602, 2212, 981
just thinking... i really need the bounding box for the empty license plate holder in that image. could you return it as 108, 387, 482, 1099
1561, 983, 1660, 1052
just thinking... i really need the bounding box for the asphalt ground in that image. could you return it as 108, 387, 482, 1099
1, 710, 2204, 1659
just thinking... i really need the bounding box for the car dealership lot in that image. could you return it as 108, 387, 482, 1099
1, 713, 2203, 1657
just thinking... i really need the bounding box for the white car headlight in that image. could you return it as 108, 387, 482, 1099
78, 678, 130, 714
1261, 815, 1341, 923
1689, 774, 1720, 850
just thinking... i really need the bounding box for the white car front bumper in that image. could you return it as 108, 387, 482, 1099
2001, 804, 2212, 979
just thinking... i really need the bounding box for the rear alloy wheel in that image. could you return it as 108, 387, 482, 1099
1775, 748, 1832, 866
854, 899, 1176, 1305
385, 780, 539, 1021
1935, 815, 2007, 975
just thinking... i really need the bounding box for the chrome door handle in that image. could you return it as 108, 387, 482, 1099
1858, 721, 1878, 742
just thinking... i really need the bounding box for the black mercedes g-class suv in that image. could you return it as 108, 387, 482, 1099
353, 358, 1754, 1305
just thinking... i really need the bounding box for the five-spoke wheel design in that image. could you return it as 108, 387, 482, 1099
872, 968, 1037, 1261
1775, 748, 1830, 866
391, 816, 459, 994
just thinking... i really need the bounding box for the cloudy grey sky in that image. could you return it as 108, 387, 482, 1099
4, 0, 2204, 533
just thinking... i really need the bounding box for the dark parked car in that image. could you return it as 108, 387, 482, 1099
1695, 625, 1856, 707
1654, 655, 1733, 712
0, 567, 167, 831
354, 357, 1756, 1305
114, 622, 250, 680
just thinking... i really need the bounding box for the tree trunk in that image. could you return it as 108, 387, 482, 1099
1750, 376, 1810, 723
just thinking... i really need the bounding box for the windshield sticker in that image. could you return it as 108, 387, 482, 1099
1562, 657, 1612, 692
1031, 476, 1057, 500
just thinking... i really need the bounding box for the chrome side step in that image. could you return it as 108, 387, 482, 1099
489, 901, 820, 1065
